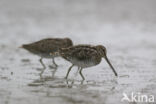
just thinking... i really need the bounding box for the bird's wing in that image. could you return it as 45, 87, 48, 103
61, 46, 98, 61
30, 39, 63, 53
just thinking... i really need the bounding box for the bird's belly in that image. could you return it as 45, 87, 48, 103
37, 53, 58, 58
70, 58, 100, 68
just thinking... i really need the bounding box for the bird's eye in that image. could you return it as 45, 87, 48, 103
105, 49, 107, 54
102, 48, 106, 54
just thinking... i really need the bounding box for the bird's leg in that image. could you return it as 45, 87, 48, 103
49, 58, 58, 69
80, 80, 84, 85
51, 66, 58, 78
69, 67, 81, 81
74, 67, 80, 77
65, 64, 74, 79
39, 58, 46, 69
49, 58, 58, 78
52, 58, 58, 67
79, 68, 85, 80
39, 58, 46, 77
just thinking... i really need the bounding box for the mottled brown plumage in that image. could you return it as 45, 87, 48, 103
22, 38, 73, 58
59, 45, 118, 80
21, 38, 73, 76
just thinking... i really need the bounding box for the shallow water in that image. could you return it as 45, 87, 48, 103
0, 0, 156, 104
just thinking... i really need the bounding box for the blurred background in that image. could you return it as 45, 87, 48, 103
0, 0, 156, 104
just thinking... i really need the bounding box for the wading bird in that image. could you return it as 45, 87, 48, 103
21, 38, 73, 76
58, 45, 118, 80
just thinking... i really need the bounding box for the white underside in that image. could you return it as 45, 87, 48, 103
37, 53, 58, 59
69, 58, 98, 68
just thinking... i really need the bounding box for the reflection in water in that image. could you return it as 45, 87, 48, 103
26, 76, 118, 104
28, 75, 118, 91
28, 76, 85, 88
38, 65, 58, 79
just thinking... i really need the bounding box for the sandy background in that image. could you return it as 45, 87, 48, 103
0, 0, 156, 104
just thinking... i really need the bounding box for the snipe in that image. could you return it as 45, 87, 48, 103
58, 45, 118, 80
21, 38, 73, 76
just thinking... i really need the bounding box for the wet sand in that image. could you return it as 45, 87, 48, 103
0, 0, 156, 104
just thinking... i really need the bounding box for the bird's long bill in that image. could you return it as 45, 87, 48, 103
105, 56, 118, 76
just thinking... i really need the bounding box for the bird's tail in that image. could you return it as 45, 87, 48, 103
19, 44, 28, 49
19, 44, 25, 48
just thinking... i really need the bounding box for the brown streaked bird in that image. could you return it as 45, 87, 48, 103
21, 38, 73, 75
58, 45, 118, 80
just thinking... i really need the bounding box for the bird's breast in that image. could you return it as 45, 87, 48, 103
68, 56, 102, 68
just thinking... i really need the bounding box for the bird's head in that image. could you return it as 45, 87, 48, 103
95, 45, 118, 76
95, 45, 107, 57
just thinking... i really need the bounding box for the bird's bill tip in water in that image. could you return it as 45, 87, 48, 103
104, 56, 118, 77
